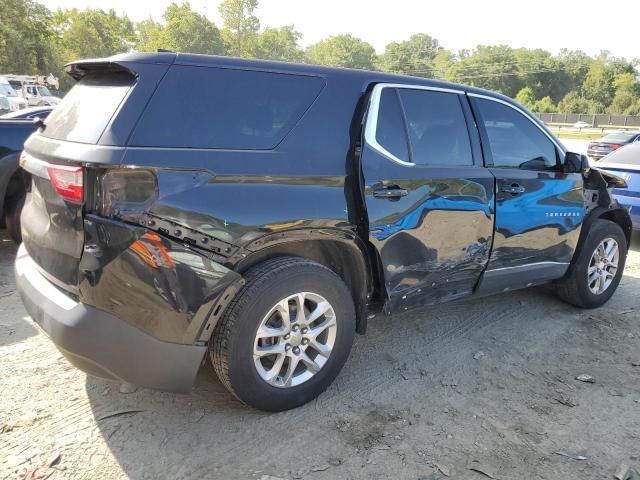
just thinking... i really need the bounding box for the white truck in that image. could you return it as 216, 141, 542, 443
1, 74, 61, 107
0, 77, 29, 113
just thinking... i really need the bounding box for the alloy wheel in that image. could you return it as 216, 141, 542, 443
253, 292, 337, 388
588, 237, 619, 295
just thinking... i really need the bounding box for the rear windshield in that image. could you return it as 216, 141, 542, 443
42, 71, 134, 144
608, 145, 640, 165
129, 65, 325, 150
602, 132, 637, 143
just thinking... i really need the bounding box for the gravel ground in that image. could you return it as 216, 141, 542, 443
1, 231, 639, 480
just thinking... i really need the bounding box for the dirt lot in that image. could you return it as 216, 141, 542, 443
1, 231, 639, 480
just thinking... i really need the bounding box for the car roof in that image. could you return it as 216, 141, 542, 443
602, 131, 640, 137
67, 51, 521, 106
1, 106, 52, 118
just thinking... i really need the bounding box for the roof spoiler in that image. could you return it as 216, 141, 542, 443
64, 52, 177, 80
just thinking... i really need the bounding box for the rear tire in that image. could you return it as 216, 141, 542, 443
557, 219, 627, 308
210, 256, 356, 411
4, 193, 24, 244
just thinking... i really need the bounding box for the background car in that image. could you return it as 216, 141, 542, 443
0, 117, 42, 242
596, 142, 640, 230
0, 77, 29, 112
0, 96, 9, 114
573, 121, 591, 129
22, 84, 61, 106
0, 105, 53, 120
588, 131, 640, 161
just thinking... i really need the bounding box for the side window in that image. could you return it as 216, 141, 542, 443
375, 88, 410, 163
476, 98, 557, 170
398, 89, 473, 166
131, 66, 324, 150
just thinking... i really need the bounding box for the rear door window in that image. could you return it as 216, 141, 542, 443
398, 89, 473, 166
367, 86, 473, 167
42, 72, 134, 144
130, 66, 325, 150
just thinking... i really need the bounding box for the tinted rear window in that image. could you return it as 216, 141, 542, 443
602, 132, 637, 143
42, 72, 134, 144
398, 89, 473, 166
130, 66, 324, 150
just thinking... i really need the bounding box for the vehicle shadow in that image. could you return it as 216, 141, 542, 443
84, 234, 640, 479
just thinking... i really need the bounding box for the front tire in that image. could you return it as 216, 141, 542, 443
210, 256, 356, 411
557, 219, 627, 308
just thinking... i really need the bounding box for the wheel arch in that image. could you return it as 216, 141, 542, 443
556, 206, 629, 308
236, 232, 377, 334
570, 206, 632, 268
597, 207, 632, 246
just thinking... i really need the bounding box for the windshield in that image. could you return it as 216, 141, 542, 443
0, 84, 16, 97
37, 86, 52, 96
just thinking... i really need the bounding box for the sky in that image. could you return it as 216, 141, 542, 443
42, 0, 640, 59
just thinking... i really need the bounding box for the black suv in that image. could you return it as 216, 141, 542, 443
16, 53, 631, 411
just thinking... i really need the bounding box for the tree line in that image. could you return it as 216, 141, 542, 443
2, 0, 639, 115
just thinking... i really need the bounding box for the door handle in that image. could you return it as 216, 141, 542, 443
373, 185, 409, 199
501, 183, 526, 194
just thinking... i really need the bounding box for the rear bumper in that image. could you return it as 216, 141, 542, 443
15, 244, 206, 392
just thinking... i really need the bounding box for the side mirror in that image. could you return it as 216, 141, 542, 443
564, 151, 590, 174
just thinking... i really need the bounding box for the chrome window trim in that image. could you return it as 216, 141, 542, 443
364, 83, 465, 167
468, 92, 566, 154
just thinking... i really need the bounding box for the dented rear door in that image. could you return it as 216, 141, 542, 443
361, 84, 494, 310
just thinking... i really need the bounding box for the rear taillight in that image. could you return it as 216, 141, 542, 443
48, 164, 84, 204
609, 144, 622, 150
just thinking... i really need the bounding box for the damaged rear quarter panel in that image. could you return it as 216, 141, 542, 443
79, 214, 242, 345
80, 75, 366, 343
